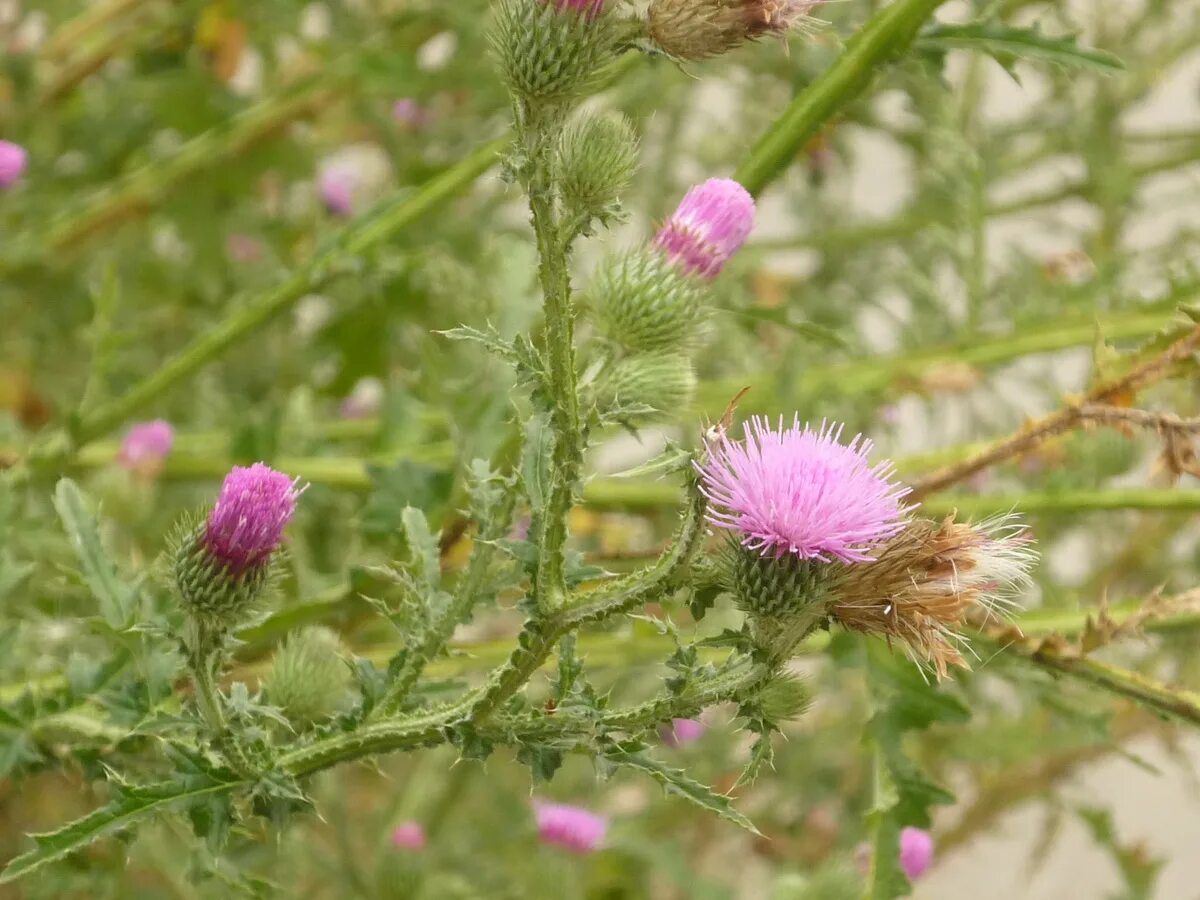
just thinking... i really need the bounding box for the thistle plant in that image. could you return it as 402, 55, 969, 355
6, 0, 1200, 897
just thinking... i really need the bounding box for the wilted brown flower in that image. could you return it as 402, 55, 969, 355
829, 514, 1034, 678
647, 0, 820, 61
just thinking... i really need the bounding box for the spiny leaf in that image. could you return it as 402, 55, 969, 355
53, 479, 137, 631
603, 746, 759, 834
916, 24, 1125, 75
401, 506, 440, 593
0, 776, 243, 884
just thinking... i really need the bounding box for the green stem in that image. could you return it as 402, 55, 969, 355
521, 102, 583, 612
735, 0, 950, 196
468, 480, 707, 723
47, 138, 504, 455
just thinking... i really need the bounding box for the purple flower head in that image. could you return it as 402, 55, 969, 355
550, 0, 606, 18
392, 821, 427, 850
660, 717, 706, 748
204, 464, 301, 575
392, 98, 430, 128
899, 827, 933, 881
0, 140, 28, 188
318, 165, 355, 217
118, 420, 174, 473
339, 377, 384, 420
654, 178, 755, 279
696, 417, 910, 563
534, 802, 607, 853
226, 233, 264, 264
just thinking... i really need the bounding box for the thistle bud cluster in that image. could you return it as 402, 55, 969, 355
698, 417, 1035, 672
589, 178, 755, 424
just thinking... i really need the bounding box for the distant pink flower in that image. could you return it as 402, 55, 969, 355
118, 420, 174, 474
509, 515, 531, 542
534, 802, 607, 853
392, 821, 427, 850
551, 0, 606, 17
339, 377, 384, 420
0, 140, 27, 188
654, 178, 755, 279
392, 98, 430, 128
899, 827, 933, 880
205, 464, 302, 575
660, 718, 705, 747
318, 165, 355, 217
696, 417, 910, 563
226, 233, 264, 264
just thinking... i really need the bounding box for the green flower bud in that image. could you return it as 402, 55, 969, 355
755, 671, 812, 723
591, 249, 704, 353
266, 626, 351, 727
489, 0, 619, 103
719, 540, 831, 660
557, 111, 638, 225
594, 352, 696, 423
172, 522, 273, 629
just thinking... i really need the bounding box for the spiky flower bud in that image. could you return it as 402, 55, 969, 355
830, 514, 1035, 679
174, 463, 301, 625
557, 111, 638, 225
489, 0, 618, 103
655, 178, 756, 279
647, 0, 820, 61
591, 249, 704, 352
755, 671, 812, 723
698, 417, 909, 658
0, 140, 27, 189
266, 626, 351, 727
594, 352, 696, 423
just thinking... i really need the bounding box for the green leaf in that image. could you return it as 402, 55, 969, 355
603, 746, 759, 835
53, 479, 137, 631
0, 776, 242, 884
360, 461, 452, 538
520, 412, 554, 518
916, 25, 1125, 74
401, 507, 440, 593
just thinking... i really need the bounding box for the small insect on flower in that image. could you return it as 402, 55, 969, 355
0, 140, 28, 188
830, 514, 1036, 678
534, 802, 608, 853
118, 419, 174, 475
696, 417, 911, 563
655, 178, 756, 280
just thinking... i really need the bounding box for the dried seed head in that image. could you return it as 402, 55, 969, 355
647, 0, 820, 61
830, 514, 1035, 678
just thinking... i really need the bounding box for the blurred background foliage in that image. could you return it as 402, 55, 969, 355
2, 0, 1200, 896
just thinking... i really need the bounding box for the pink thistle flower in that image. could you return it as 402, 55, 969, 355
339, 377, 384, 420
226, 233, 264, 264
551, 0, 606, 18
899, 827, 933, 880
392, 98, 430, 128
696, 417, 910, 563
205, 464, 302, 575
660, 717, 706, 747
0, 140, 27, 188
392, 821, 427, 850
534, 802, 607, 853
118, 420, 174, 474
318, 165, 355, 217
654, 178, 755, 279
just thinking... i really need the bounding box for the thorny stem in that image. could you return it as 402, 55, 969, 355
909, 323, 1200, 499
518, 101, 584, 613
